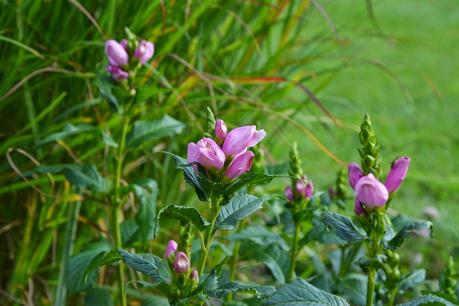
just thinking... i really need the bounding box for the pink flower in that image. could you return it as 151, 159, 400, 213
105, 40, 129, 66
134, 40, 155, 64
164, 240, 178, 258
224, 151, 254, 179
187, 138, 226, 170
385, 156, 410, 193
222, 126, 266, 157
215, 119, 227, 140
296, 176, 313, 199
348, 163, 363, 190
355, 174, 389, 209
284, 186, 294, 201
191, 269, 199, 282
173, 252, 190, 273
354, 198, 365, 216
106, 65, 129, 80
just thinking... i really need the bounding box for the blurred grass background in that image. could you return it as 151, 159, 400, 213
0, 0, 458, 303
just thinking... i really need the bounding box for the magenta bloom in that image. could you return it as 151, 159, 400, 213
348, 163, 363, 190
224, 151, 254, 179
222, 126, 266, 156
355, 174, 389, 209
215, 119, 227, 140
173, 252, 190, 273
284, 186, 294, 201
164, 240, 178, 258
105, 40, 129, 66
191, 269, 199, 282
385, 156, 410, 193
134, 40, 155, 64
354, 198, 365, 216
106, 65, 129, 80
187, 138, 226, 170
296, 176, 313, 199
120, 39, 128, 50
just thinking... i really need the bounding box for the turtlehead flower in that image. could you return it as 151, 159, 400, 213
224, 151, 254, 179
355, 174, 389, 209
215, 119, 227, 141
187, 138, 225, 170
385, 156, 411, 193
354, 198, 366, 216
173, 252, 190, 273
348, 163, 363, 190
106, 65, 129, 80
284, 186, 294, 201
222, 125, 266, 157
191, 269, 199, 283
164, 240, 178, 258
134, 40, 155, 64
105, 40, 129, 66
296, 176, 313, 199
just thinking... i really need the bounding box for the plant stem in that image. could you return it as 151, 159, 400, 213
113, 116, 130, 306
366, 265, 376, 306
198, 196, 219, 275
287, 221, 301, 282
387, 285, 398, 306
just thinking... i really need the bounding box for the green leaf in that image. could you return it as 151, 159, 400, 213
263, 278, 350, 306
386, 219, 432, 250
155, 204, 210, 237
134, 179, 158, 243
121, 219, 139, 245
63, 164, 112, 193
322, 211, 367, 243
39, 123, 96, 144
85, 287, 114, 306
119, 249, 172, 284
399, 269, 426, 291
102, 131, 118, 148
95, 75, 120, 112
227, 225, 289, 250
210, 282, 276, 299
127, 116, 185, 147
167, 153, 207, 201
398, 294, 456, 306
336, 274, 367, 306
200, 270, 219, 294
215, 193, 264, 231
84, 249, 123, 282
225, 172, 275, 197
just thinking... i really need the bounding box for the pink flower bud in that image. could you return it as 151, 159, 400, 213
134, 40, 155, 64
296, 176, 313, 199
224, 151, 254, 179
173, 252, 190, 273
215, 119, 227, 140
354, 198, 365, 216
106, 65, 129, 81
105, 40, 129, 66
120, 39, 128, 50
222, 125, 266, 157
284, 186, 294, 202
355, 174, 389, 209
191, 269, 199, 282
385, 156, 410, 193
348, 163, 363, 190
164, 240, 178, 258
187, 138, 226, 170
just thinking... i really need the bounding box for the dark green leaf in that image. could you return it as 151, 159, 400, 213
199, 270, 218, 294
39, 123, 96, 144
322, 211, 367, 243
119, 249, 172, 284
227, 225, 289, 250
155, 204, 210, 237
127, 116, 185, 147
263, 278, 350, 305
134, 179, 158, 243
386, 220, 432, 250
167, 153, 207, 201
95, 76, 120, 112
85, 287, 114, 306
399, 269, 426, 291
121, 219, 139, 245
225, 172, 275, 196
215, 194, 264, 231
84, 249, 123, 282
102, 131, 118, 147
210, 282, 276, 299
63, 164, 111, 193
336, 274, 367, 306
398, 294, 455, 306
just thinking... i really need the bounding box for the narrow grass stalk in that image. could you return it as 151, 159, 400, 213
55, 200, 81, 306
287, 221, 301, 282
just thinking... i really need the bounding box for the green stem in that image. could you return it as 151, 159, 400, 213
113, 116, 130, 306
366, 265, 376, 306
197, 196, 219, 275
387, 285, 398, 306
287, 221, 301, 282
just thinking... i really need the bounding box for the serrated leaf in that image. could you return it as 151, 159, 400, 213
127, 116, 185, 147
227, 225, 289, 250
263, 278, 350, 306
85, 287, 114, 306
398, 294, 455, 306
84, 249, 123, 282
322, 211, 367, 243
134, 179, 158, 243
215, 194, 264, 231
386, 220, 432, 250
199, 270, 218, 294
39, 123, 96, 144
225, 172, 275, 196
210, 282, 276, 299
155, 204, 210, 237
119, 249, 172, 284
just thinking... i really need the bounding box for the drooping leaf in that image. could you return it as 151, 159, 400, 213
167, 153, 207, 201
386, 219, 432, 250
398, 294, 455, 306
155, 204, 210, 237
322, 211, 367, 243
95, 75, 120, 112
227, 225, 289, 250
263, 278, 350, 306
134, 179, 158, 243
119, 249, 172, 284
39, 123, 96, 144
126, 116, 185, 147
85, 287, 114, 306
210, 282, 276, 299
225, 172, 276, 197
215, 193, 264, 231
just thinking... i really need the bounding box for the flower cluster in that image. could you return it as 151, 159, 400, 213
348, 156, 411, 215
104, 38, 154, 81
164, 240, 199, 283
284, 175, 314, 202
187, 119, 266, 180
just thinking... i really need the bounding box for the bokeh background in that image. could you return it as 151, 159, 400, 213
1, 0, 458, 303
